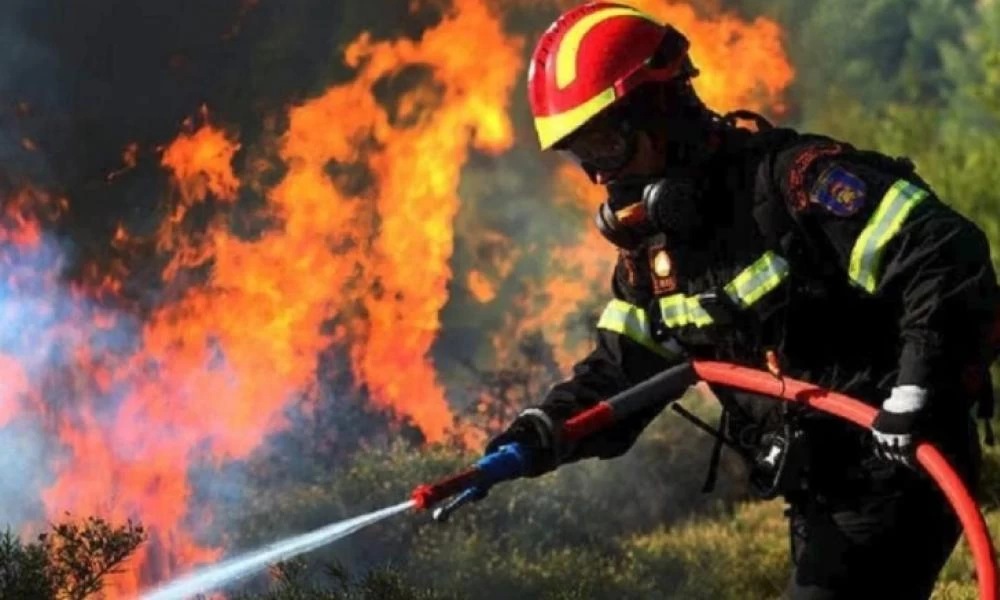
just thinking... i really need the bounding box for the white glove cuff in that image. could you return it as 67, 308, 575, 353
883, 385, 928, 414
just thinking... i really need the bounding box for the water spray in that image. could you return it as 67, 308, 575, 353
135, 364, 698, 599
139, 360, 998, 600
139, 501, 414, 600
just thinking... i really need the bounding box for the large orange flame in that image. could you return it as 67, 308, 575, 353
633, 1, 794, 114
7, 0, 523, 596
321, 0, 522, 440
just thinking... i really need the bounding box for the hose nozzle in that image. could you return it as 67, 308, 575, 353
410, 443, 530, 514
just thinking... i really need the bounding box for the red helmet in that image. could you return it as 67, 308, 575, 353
528, 2, 694, 152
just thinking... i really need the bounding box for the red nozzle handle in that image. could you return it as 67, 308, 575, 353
563, 402, 615, 442
411, 467, 480, 511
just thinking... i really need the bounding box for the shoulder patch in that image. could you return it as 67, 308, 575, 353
809, 164, 866, 216
786, 142, 845, 210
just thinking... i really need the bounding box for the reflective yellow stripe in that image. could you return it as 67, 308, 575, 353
599, 253, 790, 347
658, 252, 791, 329
723, 251, 790, 308
555, 6, 656, 89
534, 86, 616, 150
848, 180, 930, 293
596, 299, 673, 358
659, 294, 713, 328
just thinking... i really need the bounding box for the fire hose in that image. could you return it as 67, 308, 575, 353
411, 360, 999, 599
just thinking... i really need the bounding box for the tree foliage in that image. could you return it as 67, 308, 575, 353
0, 517, 145, 600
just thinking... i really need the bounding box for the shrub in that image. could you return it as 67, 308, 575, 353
0, 516, 145, 600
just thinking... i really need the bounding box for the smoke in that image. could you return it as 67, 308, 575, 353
0, 0, 58, 187
0, 210, 138, 528
0, 419, 49, 527
0, 227, 67, 528
0, 2, 523, 593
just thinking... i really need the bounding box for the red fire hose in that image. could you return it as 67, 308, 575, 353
691, 360, 998, 600
415, 359, 997, 597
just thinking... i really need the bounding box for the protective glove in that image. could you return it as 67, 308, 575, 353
484, 408, 562, 478
871, 385, 928, 468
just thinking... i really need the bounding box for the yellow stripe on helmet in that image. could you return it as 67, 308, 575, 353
555, 6, 657, 90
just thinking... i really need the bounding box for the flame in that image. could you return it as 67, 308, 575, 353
494, 165, 614, 372
0, 217, 33, 425
628, 0, 794, 114
467, 228, 521, 303
329, 0, 522, 440
160, 108, 241, 205
467, 270, 498, 303
0, 0, 523, 596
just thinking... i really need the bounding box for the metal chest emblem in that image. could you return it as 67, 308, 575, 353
653, 249, 672, 278
648, 245, 676, 295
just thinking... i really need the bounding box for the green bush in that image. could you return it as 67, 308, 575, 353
231, 559, 461, 600
223, 393, 1000, 600
0, 517, 145, 600
623, 500, 791, 600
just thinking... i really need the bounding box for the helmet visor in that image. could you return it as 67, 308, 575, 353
557, 119, 638, 176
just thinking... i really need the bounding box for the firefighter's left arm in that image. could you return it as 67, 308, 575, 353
771, 148, 997, 449
483, 253, 686, 475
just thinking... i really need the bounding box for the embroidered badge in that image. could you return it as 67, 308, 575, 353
809, 164, 866, 216
787, 143, 845, 211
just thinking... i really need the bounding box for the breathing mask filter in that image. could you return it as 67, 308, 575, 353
595, 176, 703, 250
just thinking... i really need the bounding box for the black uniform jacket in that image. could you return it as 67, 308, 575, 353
538, 125, 998, 492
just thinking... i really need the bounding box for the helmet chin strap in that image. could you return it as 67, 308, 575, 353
651, 106, 723, 169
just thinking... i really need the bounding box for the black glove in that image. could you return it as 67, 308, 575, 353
871, 385, 927, 468
485, 408, 562, 478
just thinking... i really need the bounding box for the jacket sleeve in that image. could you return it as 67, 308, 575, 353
537, 253, 687, 463
769, 138, 998, 397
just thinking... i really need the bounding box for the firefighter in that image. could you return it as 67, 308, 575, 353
486, 3, 998, 599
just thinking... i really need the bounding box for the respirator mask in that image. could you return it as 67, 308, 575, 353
595, 175, 704, 251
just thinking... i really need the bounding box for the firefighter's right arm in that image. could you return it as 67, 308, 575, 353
485, 254, 685, 475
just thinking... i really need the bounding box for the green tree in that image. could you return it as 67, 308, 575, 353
728, 0, 975, 123
0, 516, 146, 600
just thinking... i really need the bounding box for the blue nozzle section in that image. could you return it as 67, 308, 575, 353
475, 442, 529, 487
427, 444, 528, 523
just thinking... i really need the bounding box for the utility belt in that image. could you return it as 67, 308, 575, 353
673, 386, 813, 500
679, 386, 985, 503
725, 390, 813, 500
